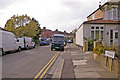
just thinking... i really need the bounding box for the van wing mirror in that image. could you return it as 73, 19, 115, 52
17, 39, 19, 42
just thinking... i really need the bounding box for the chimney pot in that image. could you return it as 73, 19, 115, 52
43, 27, 46, 30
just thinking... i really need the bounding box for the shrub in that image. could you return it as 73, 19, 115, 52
93, 44, 105, 55
88, 39, 96, 51
104, 46, 116, 51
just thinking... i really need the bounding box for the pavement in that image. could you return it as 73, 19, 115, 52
48, 43, 118, 80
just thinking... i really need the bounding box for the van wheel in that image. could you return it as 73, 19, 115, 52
18, 47, 21, 52
2, 49, 5, 56
33, 45, 36, 48
26, 45, 29, 50
62, 48, 64, 51
61, 48, 64, 51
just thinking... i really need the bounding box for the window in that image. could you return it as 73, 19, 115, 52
91, 31, 94, 39
110, 40, 113, 45
113, 10, 117, 20
110, 30, 113, 38
91, 25, 104, 40
101, 31, 103, 39
115, 32, 118, 38
96, 27, 99, 29
91, 27, 94, 29
96, 30, 99, 40
101, 27, 104, 29
113, 8, 117, 20
110, 30, 113, 45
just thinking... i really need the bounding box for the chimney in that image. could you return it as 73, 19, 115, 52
64, 30, 66, 34
56, 29, 58, 31
99, 1, 102, 8
43, 27, 46, 30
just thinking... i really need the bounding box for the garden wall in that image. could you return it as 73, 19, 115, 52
94, 54, 119, 74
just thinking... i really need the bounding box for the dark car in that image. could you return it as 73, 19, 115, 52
51, 34, 65, 51
40, 38, 50, 46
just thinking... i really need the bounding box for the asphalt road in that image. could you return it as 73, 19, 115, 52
2, 45, 59, 79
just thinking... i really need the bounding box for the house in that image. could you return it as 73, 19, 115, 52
76, 1, 120, 47
53, 29, 71, 38
40, 27, 54, 38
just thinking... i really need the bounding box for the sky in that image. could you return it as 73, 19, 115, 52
0, 0, 107, 32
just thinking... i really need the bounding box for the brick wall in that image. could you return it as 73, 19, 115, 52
87, 9, 104, 21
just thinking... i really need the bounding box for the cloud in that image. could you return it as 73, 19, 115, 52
0, 0, 100, 32
0, 0, 22, 9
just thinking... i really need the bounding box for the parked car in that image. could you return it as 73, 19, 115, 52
17, 37, 36, 49
40, 38, 50, 46
51, 34, 65, 51
0, 30, 21, 55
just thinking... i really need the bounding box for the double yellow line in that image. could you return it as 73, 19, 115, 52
33, 52, 60, 80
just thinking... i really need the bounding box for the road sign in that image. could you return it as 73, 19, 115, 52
105, 51, 115, 59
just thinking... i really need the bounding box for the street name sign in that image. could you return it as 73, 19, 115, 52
105, 51, 115, 59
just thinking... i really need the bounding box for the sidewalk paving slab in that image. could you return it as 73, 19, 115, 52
49, 43, 118, 79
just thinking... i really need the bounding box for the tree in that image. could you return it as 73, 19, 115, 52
4, 14, 40, 38
31, 18, 42, 44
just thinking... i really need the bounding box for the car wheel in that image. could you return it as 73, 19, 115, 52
18, 47, 21, 52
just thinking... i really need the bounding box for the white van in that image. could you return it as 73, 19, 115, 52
0, 30, 21, 55
17, 37, 35, 49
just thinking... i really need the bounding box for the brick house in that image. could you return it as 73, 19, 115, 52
76, 1, 120, 47
40, 27, 54, 38
53, 29, 71, 38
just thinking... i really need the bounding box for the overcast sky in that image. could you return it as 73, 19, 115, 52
0, 0, 107, 32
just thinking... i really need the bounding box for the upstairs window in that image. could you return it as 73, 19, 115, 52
112, 8, 117, 20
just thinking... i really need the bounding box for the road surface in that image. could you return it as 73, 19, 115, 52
2, 45, 59, 79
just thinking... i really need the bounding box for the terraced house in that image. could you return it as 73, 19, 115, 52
76, 1, 120, 48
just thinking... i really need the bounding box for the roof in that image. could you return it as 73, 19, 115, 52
0, 27, 4, 30
77, 18, 120, 31
53, 34, 64, 37
83, 18, 120, 24
87, 2, 119, 18
0, 27, 8, 31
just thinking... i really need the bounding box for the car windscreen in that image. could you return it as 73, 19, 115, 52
52, 36, 64, 42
